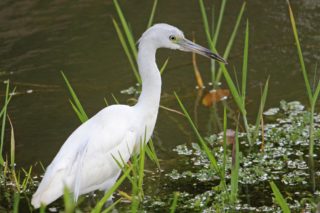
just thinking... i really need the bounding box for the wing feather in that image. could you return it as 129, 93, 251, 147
32, 105, 137, 208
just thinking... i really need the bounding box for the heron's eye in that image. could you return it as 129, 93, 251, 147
169, 35, 176, 41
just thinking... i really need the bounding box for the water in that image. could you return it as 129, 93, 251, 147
0, 0, 320, 209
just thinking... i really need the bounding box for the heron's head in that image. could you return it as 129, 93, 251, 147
139, 23, 227, 64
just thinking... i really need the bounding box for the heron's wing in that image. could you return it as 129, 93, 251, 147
32, 106, 137, 207
73, 125, 137, 199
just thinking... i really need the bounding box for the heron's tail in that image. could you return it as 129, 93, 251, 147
31, 172, 65, 208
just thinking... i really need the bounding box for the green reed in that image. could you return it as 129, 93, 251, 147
61, 71, 88, 122
270, 181, 291, 213
287, 0, 320, 157
113, 0, 168, 84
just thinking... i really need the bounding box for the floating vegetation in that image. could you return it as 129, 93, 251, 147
143, 101, 320, 212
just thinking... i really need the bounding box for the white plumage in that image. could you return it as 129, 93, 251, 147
31, 23, 226, 208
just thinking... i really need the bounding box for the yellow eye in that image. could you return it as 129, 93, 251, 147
169, 35, 176, 41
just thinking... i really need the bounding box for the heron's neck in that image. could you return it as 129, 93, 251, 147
135, 42, 161, 111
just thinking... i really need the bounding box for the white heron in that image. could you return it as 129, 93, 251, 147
31, 23, 226, 208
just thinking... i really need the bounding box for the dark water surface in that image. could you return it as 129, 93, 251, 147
1, 0, 320, 208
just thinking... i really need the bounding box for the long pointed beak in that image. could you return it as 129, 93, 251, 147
178, 38, 227, 64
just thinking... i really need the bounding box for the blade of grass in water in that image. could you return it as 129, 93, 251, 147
199, 0, 213, 49
222, 106, 227, 176
112, 19, 141, 83
219, 65, 245, 115
21, 166, 33, 191
39, 205, 46, 213
212, 0, 227, 47
13, 192, 20, 213
253, 78, 269, 142
111, 93, 120, 104
230, 127, 240, 205
146, 0, 158, 29
8, 116, 15, 168
138, 140, 146, 197
174, 92, 220, 175
101, 198, 123, 213
287, 0, 319, 156
160, 58, 169, 75
241, 19, 249, 104
287, 0, 312, 102
113, 0, 137, 59
63, 187, 75, 213
215, 2, 245, 82
145, 138, 160, 169
0, 81, 9, 165
270, 181, 291, 213
169, 192, 180, 213
61, 71, 88, 122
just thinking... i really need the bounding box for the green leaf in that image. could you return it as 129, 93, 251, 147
169, 192, 180, 213
230, 127, 240, 204
160, 58, 170, 75
61, 71, 88, 122
174, 93, 220, 175
253, 78, 269, 141
270, 181, 291, 213
113, 0, 138, 59
287, 0, 312, 103
112, 19, 141, 83
212, 0, 227, 47
242, 19, 249, 104
147, 0, 158, 29
215, 2, 246, 82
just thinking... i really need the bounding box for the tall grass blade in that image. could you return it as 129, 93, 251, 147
69, 100, 86, 123
220, 65, 245, 115
147, 0, 158, 29
199, 0, 213, 49
230, 127, 240, 204
113, 0, 138, 59
8, 116, 15, 168
270, 181, 291, 213
63, 187, 75, 213
287, 1, 312, 102
222, 106, 227, 173
287, 0, 318, 156
61, 71, 88, 122
253, 78, 269, 142
174, 92, 220, 175
21, 166, 33, 191
215, 2, 245, 82
312, 81, 320, 107
138, 140, 146, 197
160, 58, 169, 75
212, 0, 227, 47
101, 198, 122, 213
169, 192, 180, 213
112, 19, 141, 83
13, 192, 20, 213
241, 19, 249, 104
39, 204, 46, 213
111, 93, 120, 104
145, 138, 160, 169
0, 81, 9, 165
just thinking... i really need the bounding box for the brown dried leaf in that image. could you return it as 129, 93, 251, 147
202, 89, 230, 107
